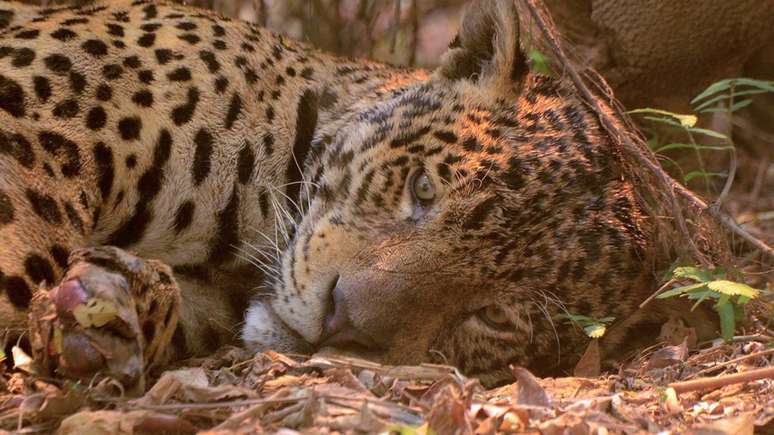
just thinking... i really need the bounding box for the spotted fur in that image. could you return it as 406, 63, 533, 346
1, 0, 659, 386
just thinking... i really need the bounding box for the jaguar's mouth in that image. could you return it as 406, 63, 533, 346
241, 299, 313, 354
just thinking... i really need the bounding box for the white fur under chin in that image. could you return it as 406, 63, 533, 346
241, 301, 308, 353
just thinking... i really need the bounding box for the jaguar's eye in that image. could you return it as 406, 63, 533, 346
478, 305, 510, 329
412, 172, 436, 203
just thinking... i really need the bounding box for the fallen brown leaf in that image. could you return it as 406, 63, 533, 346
511, 366, 551, 408
57, 410, 197, 435
573, 339, 601, 378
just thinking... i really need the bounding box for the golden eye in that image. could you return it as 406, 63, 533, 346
479, 305, 510, 329
412, 172, 436, 203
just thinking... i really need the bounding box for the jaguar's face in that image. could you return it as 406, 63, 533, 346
243, 0, 651, 386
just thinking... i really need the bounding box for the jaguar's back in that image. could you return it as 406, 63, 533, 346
1, 0, 667, 387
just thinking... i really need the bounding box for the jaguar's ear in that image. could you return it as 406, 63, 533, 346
437, 0, 525, 89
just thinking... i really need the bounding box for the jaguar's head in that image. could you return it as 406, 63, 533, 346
243, 0, 652, 386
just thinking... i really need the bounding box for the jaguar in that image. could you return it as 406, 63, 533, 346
0, 0, 673, 387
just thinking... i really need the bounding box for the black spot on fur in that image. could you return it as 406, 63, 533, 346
50, 245, 69, 269
140, 23, 161, 32
43, 53, 72, 74
106, 129, 172, 247
25, 254, 55, 286
51, 28, 77, 40
263, 132, 274, 156
52, 99, 79, 118
11, 48, 35, 67
0, 75, 25, 117
286, 90, 318, 205
142, 4, 157, 20
3, 276, 32, 308
118, 117, 141, 140
224, 93, 242, 129
132, 89, 153, 107
86, 106, 107, 130
214, 76, 228, 93
199, 50, 219, 73
26, 189, 62, 224
138, 69, 154, 83
93, 142, 114, 200
173, 200, 195, 233
38, 131, 81, 177
102, 64, 123, 80
178, 33, 200, 44
32, 76, 51, 102
237, 142, 254, 184
137, 32, 155, 47
69, 72, 86, 94
434, 130, 458, 144
123, 55, 141, 68
462, 196, 498, 230
81, 39, 108, 57
167, 67, 191, 81
176, 21, 197, 31
64, 202, 84, 233
171, 87, 199, 125
192, 128, 213, 186
15, 29, 39, 39
207, 185, 239, 264
390, 126, 431, 148
0, 130, 34, 168
96, 83, 112, 101
0, 191, 14, 225
154, 48, 172, 64
106, 23, 124, 37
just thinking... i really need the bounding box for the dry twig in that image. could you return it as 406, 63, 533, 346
669, 366, 774, 394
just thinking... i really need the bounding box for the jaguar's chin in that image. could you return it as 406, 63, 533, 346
241, 300, 313, 354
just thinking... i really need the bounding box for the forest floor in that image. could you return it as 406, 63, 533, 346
1, 333, 773, 434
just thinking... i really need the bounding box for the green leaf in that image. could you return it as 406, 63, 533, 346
642, 115, 684, 128
729, 99, 754, 112
690, 290, 720, 311
655, 143, 733, 153
692, 78, 774, 105
716, 302, 736, 341
691, 79, 736, 104
684, 171, 725, 183
731, 78, 774, 92
672, 266, 715, 283
528, 49, 551, 75
686, 127, 729, 140
706, 280, 760, 298
629, 108, 697, 127
694, 89, 769, 112
657, 282, 709, 299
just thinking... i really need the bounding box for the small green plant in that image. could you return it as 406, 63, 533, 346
630, 78, 774, 191
657, 266, 760, 341
558, 314, 615, 338
527, 48, 551, 76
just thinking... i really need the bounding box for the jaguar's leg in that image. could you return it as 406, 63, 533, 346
29, 246, 180, 390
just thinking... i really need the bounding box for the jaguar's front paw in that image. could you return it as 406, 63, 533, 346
29, 247, 180, 391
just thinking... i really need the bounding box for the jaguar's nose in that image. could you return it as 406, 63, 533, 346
318, 277, 380, 351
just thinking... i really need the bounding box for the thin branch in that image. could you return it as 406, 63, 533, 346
688, 347, 774, 379
520, 0, 774, 262
669, 365, 774, 394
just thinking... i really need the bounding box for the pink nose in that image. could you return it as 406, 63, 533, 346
318, 281, 380, 350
